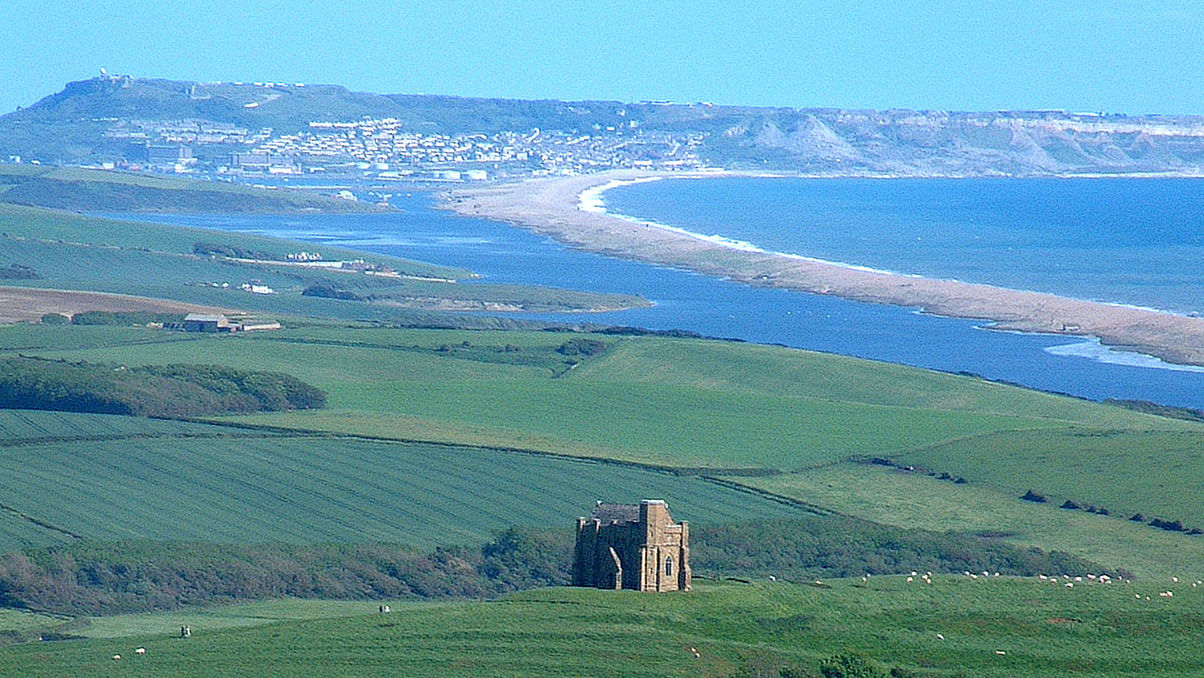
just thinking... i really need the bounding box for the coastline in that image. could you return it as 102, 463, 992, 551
444, 170, 1204, 368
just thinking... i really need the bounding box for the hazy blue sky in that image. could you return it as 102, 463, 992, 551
2, 1, 1201, 115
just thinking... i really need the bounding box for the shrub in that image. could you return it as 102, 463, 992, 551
820, 652, 888, 678
555, 338, 609, 356
39, 313, 69, 325
1020, 490, 1046, 503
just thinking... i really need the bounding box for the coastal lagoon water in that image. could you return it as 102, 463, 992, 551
127, 186, 1204, 410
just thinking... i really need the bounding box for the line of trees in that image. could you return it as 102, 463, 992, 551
0, 516, 1111, 618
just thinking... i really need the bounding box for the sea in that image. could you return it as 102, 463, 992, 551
125, 177, 1204, 410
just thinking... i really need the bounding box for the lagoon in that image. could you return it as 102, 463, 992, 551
130, 185, 1204, 410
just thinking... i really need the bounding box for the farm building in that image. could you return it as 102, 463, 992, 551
573, 499, 691, 592
182, 313, 231, 332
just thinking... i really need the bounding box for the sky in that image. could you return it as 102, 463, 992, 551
2, 1, 1202, 115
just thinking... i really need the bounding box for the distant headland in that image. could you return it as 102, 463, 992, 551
5, 76, 1204, 178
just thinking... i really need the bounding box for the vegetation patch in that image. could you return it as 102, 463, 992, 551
0, 514, 1110, 618
0, 356, 325, 417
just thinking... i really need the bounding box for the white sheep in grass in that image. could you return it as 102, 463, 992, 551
935, 633, 945, 641
135, 648, 146, 655
112, 655, 121, 661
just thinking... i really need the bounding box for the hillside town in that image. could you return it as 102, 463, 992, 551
107, 116, 708, 179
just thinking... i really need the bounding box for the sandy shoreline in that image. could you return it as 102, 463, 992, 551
445, 170, 1204, 368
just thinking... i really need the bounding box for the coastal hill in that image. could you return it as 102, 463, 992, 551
4, 76, 1204, 175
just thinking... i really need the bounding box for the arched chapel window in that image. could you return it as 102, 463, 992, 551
665, 556, 674, 576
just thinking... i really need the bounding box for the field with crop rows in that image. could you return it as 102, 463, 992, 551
12, 322, 1204, 577
0, 429, 807, 552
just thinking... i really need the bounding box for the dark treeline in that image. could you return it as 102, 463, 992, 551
0, 517, 1111, 618
69, 310, 184, 325
0, 356, 325, 417
693, 516, 1111, 580
0, 531, 570, 617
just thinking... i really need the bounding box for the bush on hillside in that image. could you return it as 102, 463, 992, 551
0, 356, 325, 417
820, 653, 889, 678
555, 338, 609, 356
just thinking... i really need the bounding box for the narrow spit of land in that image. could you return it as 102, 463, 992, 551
445, 170, 1204, 367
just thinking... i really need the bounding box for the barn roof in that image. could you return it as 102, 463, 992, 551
591, 502, 640, 524
184, 313, 227, 322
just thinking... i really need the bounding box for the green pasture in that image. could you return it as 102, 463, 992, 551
0, 609, 64, 634
0, 205, 644, 316
7, 579, 1204, 677
740, 463, 1204, 580
33, 328, 1198, 468
0, 203, 454, 278
72, 599, 440, 639
895, 429, 1204, 525
0, 431, 806, 552
0, 409, 241, 441
9, 323, 1204, 579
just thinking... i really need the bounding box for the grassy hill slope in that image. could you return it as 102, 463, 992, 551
5, 322, 1204, 578
0, 166, 378, 214
6, 580, 1204, 677
0, 205, 647, 317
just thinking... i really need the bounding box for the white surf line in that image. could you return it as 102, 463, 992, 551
1044, 338, 1204, 373
577, 177, 928, 280
578, 176, 1204, 373
578, 177, 1199, 318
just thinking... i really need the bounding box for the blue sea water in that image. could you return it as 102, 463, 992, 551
605, 177, 1204, 315
123, 182, 1204, 410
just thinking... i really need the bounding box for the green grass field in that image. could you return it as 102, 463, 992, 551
6, 579, 1204, 677
740, 463, 1204, 580
0, 205, 647, 316
71, 599, 441, 639
0, 424, 807, 552
0, 609, 65, 635
6, 323, 1204, 578
0, 165, 379, 214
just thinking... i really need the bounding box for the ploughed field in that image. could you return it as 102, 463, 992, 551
6, 579, 1204, 678
2, 322, 1203, 579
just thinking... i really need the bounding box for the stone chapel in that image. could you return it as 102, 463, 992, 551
573, 499, 691, 592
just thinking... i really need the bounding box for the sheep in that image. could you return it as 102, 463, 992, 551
689, 647, 700, 659
995, 650, 1007, 655
135, 648, 146, 656
112, 655, 121, 661
935, 633, 945, 641
906, 577, 914, 583
1065, 582, 1074, 588
768, 575, 776, 582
